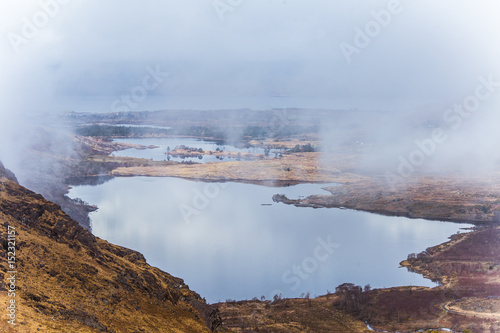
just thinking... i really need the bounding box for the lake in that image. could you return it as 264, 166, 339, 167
68, 176, 472, 304
112, 137, 274, 163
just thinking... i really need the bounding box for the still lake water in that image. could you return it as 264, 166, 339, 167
69, 176, 472, 304
112, 137, 271, 163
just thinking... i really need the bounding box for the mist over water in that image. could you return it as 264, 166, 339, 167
1, 1, 500, 179
0, 2, 499, 311
319, 91, 500, 182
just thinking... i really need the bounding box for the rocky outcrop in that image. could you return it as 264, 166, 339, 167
0, 161, 18, 183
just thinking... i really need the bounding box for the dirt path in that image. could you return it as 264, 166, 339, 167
442, 301, 500, 320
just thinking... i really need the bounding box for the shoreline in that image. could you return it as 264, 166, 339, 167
78, 134, 500, 227
15, 122, 499, 332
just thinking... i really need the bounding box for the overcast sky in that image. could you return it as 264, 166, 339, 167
0, 0, 499, 184
0, 0, 499, 113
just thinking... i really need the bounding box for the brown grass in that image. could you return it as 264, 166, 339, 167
217, 296, 369, 333
0, 178, 217, 332
111, 152, 367, 185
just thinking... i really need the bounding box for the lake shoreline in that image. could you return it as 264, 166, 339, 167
16, 113, 497, 331
69, 176, 472, 304
69, 135, 500, 226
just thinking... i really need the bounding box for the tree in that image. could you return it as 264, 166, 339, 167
335, 283, 371, 316
336, 283, 362, 313
272, 293, 283, 304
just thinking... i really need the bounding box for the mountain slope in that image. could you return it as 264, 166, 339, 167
0, 171, 221, 332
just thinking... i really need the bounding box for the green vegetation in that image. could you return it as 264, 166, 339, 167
242, 124, 318, 139
76, 125, 169, 137
242, 125, 268, 139
74, 121, 319, 143
288, 143, 315, 152
179, 126, 227, 140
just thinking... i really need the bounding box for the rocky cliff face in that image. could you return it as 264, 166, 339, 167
0, 162, 17, 184
0, 172, 221, 332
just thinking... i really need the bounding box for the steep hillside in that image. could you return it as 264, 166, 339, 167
0, 171, 221, 332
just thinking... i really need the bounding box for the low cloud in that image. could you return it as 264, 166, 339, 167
0, 1, 499, 179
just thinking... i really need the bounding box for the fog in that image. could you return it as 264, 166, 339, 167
1, 0, 499, 179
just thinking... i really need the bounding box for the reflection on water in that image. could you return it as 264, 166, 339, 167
69, 177, 472, 303
112, 137, 270, 163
